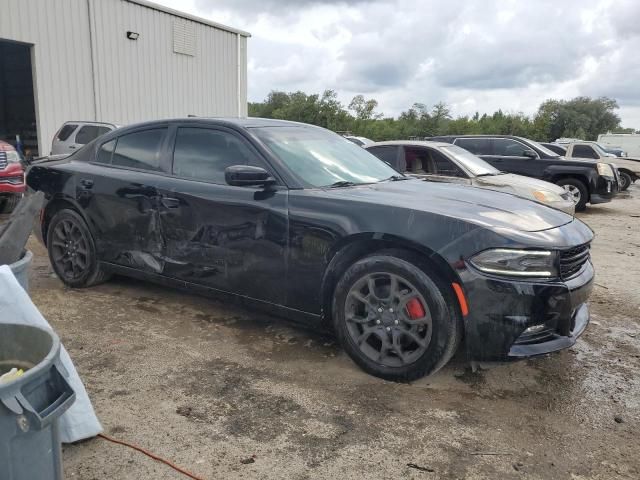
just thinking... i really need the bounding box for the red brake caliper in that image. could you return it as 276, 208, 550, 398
405, 298, 425, 320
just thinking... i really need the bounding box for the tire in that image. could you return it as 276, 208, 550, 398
0, 195, 21, 214
556, 178, 588, 211
332, 251, 462, 382
47, 208, 110, 288
619, 171, 632, 191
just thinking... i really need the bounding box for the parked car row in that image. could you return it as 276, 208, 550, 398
541, 141, 640, 191
366, 140, 576, 214
25, 118, 596, 381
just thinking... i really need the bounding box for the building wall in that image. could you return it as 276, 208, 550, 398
0, 0, 248, 154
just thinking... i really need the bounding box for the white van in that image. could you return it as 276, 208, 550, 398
598, 133, 640, 158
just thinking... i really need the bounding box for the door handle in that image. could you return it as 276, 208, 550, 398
161, 197, 180, 209
69, 145, 76, 150
80, 179, 94, 189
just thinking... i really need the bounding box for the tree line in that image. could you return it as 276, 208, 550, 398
249, 91, 634, 142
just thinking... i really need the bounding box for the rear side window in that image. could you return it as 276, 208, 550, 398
75, 125, 112, 145
172, 128, 263, 184
367, 146, 400, 169
57, 124, 78, 141
112, 128, 167, 171
572, 145, 598, 159
96, 139, 116, 164
454, 138, 491, 155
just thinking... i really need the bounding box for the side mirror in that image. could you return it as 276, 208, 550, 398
225, 165, 276, 187
523, 150, 537, 158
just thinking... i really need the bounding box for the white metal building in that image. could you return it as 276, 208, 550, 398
0, 0, 249, 156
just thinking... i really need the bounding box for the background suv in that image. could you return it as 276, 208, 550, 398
51, 121, 118, 155
430, 135, 619, 211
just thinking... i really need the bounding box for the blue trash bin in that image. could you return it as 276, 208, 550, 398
0, 323, 76, 480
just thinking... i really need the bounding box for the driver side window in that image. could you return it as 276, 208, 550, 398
493, 138, 534, 158
430, 150, 464, 177
172, 128, 265, 184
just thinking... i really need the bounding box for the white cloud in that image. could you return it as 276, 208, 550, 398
155, 0, 640, 128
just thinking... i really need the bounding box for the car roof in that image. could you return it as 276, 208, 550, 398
432, 134, 526, 140
366, 140, 453, 148
62, 120, 119, 127
109, 117, 318, 133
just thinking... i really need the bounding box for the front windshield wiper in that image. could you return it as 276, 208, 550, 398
326, 180, 358, 188
380, 175, 411, 182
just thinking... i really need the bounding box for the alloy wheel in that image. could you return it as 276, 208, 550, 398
344, 272, 432, 367
50, 219, 91, 280
561, 184, 581, 204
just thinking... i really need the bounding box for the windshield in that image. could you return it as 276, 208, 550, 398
525, 139, 561, 158
593, 143, 612, 156
441, 145, 501, 176
253, 126, 399, 187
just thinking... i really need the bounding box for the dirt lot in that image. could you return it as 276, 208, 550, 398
7, 185, 640, 479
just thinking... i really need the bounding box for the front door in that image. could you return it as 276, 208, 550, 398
155, 125, 288, 305
489, 138, 540, 178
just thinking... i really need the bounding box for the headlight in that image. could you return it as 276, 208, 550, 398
597, 163, 614, 176
470, 249, 558, 278
6, 151, 21, 164
532, 189, 563, 203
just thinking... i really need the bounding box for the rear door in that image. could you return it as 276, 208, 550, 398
155, 124, 288, 304
77, 126, 170, 273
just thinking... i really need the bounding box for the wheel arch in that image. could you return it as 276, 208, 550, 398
618, 168, 638, 180
319, 233, 462, 327
41, 196, 91, 246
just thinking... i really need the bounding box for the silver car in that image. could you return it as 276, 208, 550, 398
366, 140, 576, 215
51, 121, 118, 155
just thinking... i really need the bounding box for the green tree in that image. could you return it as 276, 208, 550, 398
534, 97, 621, 141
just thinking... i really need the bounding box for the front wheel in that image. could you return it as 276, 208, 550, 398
0, 195, 21, 214
47, 209, 110, 288
619, 171, 632, 191
332, 253, 462, 382
556, 178, 588, 211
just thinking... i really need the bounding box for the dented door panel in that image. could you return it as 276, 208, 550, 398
154, 176, 288, 304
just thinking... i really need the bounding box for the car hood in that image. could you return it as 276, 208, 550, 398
319, 179, 573, 233
473, 173, 566, 194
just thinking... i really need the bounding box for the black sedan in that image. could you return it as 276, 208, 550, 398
27, 118, 595, 381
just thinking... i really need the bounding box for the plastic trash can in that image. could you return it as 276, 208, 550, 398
0, 323, 76, 480
8, 250, 32, 292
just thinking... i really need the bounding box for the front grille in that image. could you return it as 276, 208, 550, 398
559, 243, 590, 279
0, 152, 7, 170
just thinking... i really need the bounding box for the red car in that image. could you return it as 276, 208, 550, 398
0, 140, 25, 213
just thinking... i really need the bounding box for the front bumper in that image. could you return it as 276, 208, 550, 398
590, 175, 617, 204
461, 260, 594, 361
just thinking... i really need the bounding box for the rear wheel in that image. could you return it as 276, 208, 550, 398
47, 209, 110, 288
619, 171, 632, 191
332, 252, 462, 382
556, 178, 588, 211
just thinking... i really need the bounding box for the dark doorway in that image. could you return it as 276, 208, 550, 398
0, 40, 38, 157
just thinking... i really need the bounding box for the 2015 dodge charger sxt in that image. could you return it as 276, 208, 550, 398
26, 118, 594, 381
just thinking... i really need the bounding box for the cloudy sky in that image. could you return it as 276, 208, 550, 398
155, 0, 640, 127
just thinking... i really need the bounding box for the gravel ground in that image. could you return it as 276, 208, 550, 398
6, 184, 640, 479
